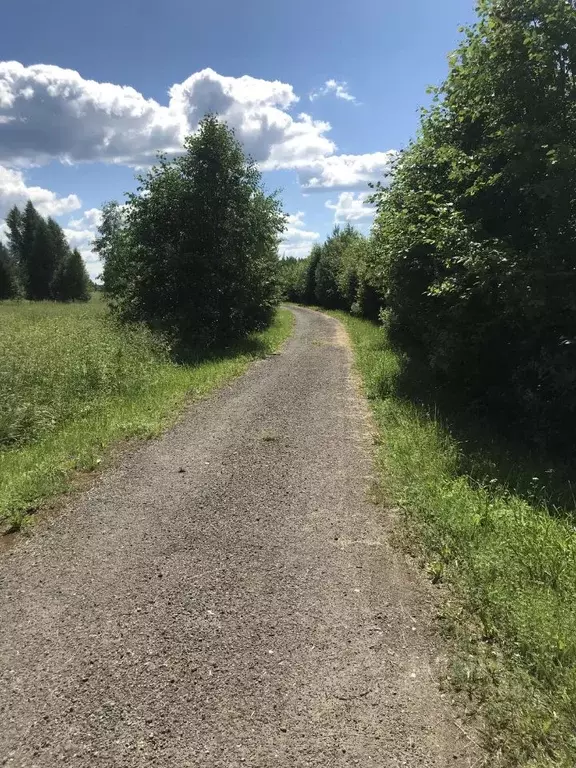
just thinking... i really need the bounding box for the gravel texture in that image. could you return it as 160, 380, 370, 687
0, 306, 480, 767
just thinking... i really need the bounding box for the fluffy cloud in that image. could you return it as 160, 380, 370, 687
0, 62, 395, 192
279, 211, 319, 259
326, 192, 376, 223
0, 164, 81, 222
64, 208, 102, 253
67, 207, 102, 231
0, 62, 334, 170
170, 70, 335, 168
0, 62, 182, 167
310, 79, 357, 103
299, 151, 397, 191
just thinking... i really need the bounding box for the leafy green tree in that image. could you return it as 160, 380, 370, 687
304, 244, 322, 305
346, 237, 382, 319
313, 225, 363, 310
372, 0, 576, 448
278, 256, 308, 302
94, 201, 129, 301
335, 227, 368, 311
313, 238, 340, 309
52, 249, 91, 302
292, 228, 381, 317
99, 116, 285, 347
0, 241, 20, 299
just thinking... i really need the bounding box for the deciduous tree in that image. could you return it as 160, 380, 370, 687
98, 116, 285, 347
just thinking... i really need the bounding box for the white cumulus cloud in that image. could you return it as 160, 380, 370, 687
310, 79, 357, 103
0, 62, 334, 171
0, 62, 395, 192
299, 151, 398, 191
0, 61, 182, 167
0, 164, 81, 222
67, 207, 103, 232
326, 192, 376, 223
279, 211, 320, 260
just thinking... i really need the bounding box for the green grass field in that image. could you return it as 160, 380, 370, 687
333, 311, 576, 768
0, 297, 293, 529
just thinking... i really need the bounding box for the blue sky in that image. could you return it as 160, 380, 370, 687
0, 0, 477, 277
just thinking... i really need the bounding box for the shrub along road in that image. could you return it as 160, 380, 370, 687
0, 307, 479, 767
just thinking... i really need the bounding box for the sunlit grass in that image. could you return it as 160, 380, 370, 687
0, 298, 293, 528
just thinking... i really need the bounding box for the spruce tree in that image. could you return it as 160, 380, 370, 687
47, 218, 70, 283
0, 242, 20, 299
5, 206, 23, 291
52, 249, 90, 302
5, 206, 23, 262
19, 202, 42, 298
27, 218, 56, 300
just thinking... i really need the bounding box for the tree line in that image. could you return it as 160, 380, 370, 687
283, 0, 576, 452
0, 201, 90, 302
279, 225, 381, 320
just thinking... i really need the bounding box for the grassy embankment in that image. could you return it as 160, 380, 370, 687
332, 311, 576, 768
0, 297, 293, 529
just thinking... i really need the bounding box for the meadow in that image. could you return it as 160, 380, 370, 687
0, 297, 293, 529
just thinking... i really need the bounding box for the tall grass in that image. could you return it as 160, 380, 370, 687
0, 297, 170, 448
0, 298, 293, 528
333, 311, 576, 768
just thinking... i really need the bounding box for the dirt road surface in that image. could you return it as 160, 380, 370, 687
0, 307, 479, 767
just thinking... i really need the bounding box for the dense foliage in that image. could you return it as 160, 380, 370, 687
280, 225, 383, 319
371, 0, 576, 449
0, 202, 90, 302
52, 249, 91, 302
340, 311, 576, 768
95, 116, 285, 348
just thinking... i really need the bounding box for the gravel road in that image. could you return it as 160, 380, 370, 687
0, 306, 479, 767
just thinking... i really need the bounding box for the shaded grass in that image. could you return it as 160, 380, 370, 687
330, 310, 576, 768
393, 350, 576, 518
0, 299, 293, 529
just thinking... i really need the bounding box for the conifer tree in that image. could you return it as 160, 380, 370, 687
52, 249, 91, 302
0, 242, 20, 299
27, 218, 56, 300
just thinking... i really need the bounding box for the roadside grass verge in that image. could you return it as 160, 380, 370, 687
0, 299, 293, 529
330, 310, 576, 768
